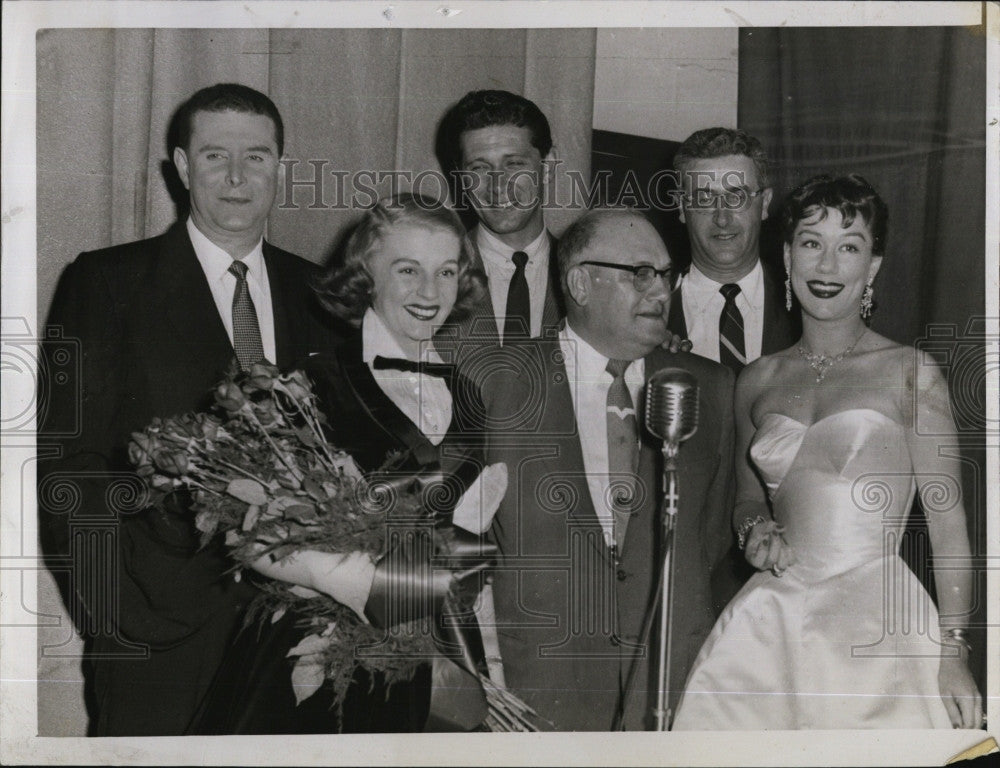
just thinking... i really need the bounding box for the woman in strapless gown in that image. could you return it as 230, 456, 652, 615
673, 174, 982, 730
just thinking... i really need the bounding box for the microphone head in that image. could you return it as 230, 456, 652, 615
645, 368, 699, 445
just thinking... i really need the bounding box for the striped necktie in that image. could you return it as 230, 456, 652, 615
718, 283, 746, 374
228, 260, 265, 371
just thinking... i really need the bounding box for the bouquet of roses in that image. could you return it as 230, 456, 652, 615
128, 361, 545, 731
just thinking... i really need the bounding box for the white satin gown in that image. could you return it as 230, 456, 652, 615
673, 408, 952, 729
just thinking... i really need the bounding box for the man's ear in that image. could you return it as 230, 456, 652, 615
565, 264, 590, 308
173, 147, 191, 191
760, 187, 774, 222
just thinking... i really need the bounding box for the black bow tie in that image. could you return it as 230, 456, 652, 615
372, 356, 455, 379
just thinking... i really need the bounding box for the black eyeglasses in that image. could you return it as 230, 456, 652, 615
579, 261, 673, 292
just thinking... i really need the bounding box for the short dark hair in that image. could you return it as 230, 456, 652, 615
170, 83, 284, 156
437, 89, 553, 172
673, 127, 770, 190
314, 193, 486, 328
782, 173, 889, 256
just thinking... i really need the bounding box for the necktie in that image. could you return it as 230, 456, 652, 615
718, 283, 746, 374
228, 260, 265, 371
503, 251, 530, 343
606, 358, 638, 556
372, 355, 455, 380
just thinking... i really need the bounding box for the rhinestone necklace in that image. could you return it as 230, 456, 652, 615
797, 329, 867, 383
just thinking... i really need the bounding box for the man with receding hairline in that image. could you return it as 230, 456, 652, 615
478, 208, 735, 730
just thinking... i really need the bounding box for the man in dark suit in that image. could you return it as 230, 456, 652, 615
478, 209, 735, 730
666, 127, 799, 612
37, 83, 339, 735
667, 127, 800, 373
437, 90, 564, 346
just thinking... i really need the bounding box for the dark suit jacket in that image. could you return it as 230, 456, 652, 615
37, 222, 341, 735
455, 231, 564, 349
479, 340, 735, 730
666, 259, 801, 357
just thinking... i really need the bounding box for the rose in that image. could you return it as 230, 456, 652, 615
276, 370, 312, 403
247, 361, 281, 392
214, 380, 247, 412
153, 448, 190, 476
128, 432, 161, 475
253, 398, 281, 427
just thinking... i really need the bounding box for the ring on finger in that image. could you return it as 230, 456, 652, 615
771, 565, 785, 577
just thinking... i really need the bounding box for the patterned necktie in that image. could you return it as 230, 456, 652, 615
228, 260, 265, 371
718, 283, 746, 374
606, 358, 638, 555
503, 250, 530, 343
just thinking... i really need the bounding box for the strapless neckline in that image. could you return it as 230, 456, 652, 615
757, 407, 902, 432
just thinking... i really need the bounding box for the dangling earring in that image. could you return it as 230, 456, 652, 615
860, 281, 874, 321
785, 275, 792, 312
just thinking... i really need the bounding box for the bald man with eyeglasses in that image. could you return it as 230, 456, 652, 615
476, 209, 735, 730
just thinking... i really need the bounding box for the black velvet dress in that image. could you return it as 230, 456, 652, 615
186, 332, 487, 734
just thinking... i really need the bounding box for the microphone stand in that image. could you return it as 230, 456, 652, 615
653, 440, 680, 731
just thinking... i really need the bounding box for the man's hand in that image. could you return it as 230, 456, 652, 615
660, 328, 693, 354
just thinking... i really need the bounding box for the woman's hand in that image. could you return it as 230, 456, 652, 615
744, 519, 796, 574
938, 653, 983, 729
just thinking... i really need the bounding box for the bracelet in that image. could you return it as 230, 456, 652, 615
737, 516, 767, 550
943, 627, 972, 656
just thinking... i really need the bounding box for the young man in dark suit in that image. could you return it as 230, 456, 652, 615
437, 90, 563, 345
37, 83, 339, 735
478, 209, 735, 730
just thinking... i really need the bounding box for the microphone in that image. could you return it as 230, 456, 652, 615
645, 368, 699, 449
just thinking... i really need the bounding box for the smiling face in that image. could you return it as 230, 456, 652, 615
679, 154, 773, 282
367, 223, 461, 358
458, 124, 548, 250
567, 214, 672, 360
785, 207, 882, 322
173, 109, 281, 257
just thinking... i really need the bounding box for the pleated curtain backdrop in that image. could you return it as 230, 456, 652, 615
37, 27, 597, 320
738, 25, 988, 699
35, 27, 597, 735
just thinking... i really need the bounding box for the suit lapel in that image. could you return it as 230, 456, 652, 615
667, 284, 688, 338
760, 261, 799, 354
263, 244, 301, 369
153, 223, 233, 366
336, 335, 438, 466
541, 232, 564, 330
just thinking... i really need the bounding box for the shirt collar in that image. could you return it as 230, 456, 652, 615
475, 224, 549, 268
684, 259, 764, 310
361, 308, 442, 364
561, 321, 643, 384
187, 217, 265, 287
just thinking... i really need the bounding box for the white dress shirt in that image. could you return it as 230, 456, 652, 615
361, 308, 452, 446
678, 260, 765, 364
560, 323, 645, 547
476, 225, 551, 339
187, 218, 277, 363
